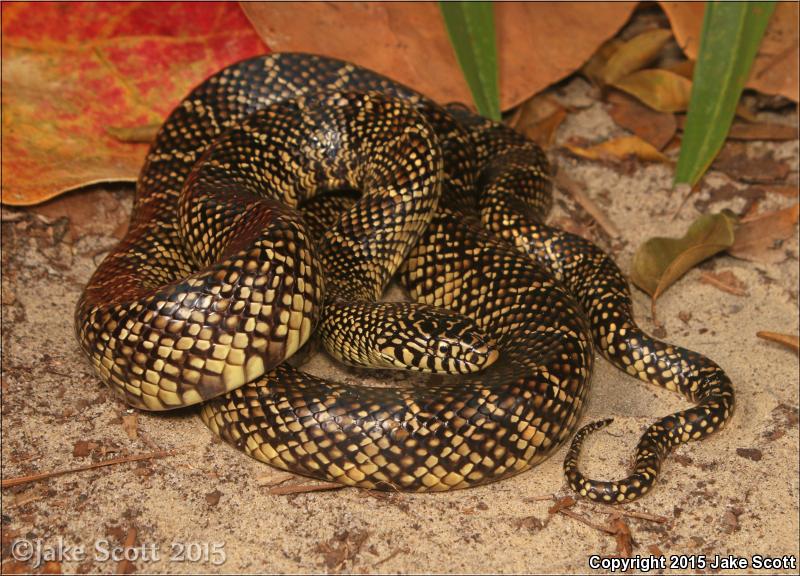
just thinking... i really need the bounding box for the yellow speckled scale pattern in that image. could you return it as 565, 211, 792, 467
77, 53, 734, 501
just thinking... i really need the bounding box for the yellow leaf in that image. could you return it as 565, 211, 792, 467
612, 69, 693, 112
564, 135, 671, 163
601, 29, 674, 85
630, 213, 737, 313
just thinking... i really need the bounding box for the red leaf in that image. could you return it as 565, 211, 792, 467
1, 2, 267, 206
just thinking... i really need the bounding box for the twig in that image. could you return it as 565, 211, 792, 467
372, 547, 408, 569
1, 449, 177, 489
268, 481, 344, 495
116, 528, 138, 575
558, 508, 616, 534
594, 506, 669, 524
524, 493, 556, 502
554, 171, 621, 238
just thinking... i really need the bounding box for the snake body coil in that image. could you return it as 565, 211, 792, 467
76, 53, 734, 500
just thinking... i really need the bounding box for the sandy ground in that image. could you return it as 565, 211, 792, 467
1, 75, 798, 574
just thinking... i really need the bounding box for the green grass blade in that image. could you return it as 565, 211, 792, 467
439, 1, 500, 120
675, 1, 776, 187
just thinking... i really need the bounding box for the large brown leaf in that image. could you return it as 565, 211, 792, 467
1, 2, 267, 206
660, 1, 799, 102
241, 2, 638, 110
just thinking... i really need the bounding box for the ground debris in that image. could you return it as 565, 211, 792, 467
316, 529, 369, 573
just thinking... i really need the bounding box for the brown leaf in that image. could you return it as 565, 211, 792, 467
601, 28, 675, 85
27, 187, 131, 243
564, 135, 671, 164
205, 489, 222, 507
106, 124, 161, 144
607, 91, 678, 149
548, 495, 576, 514
631, 212, 737, 313
661, 1, 799, 102
699, 270, 748, 296
73, 440, 99, 458
121, 414, 138, 440
512, 96, 568, 150
728, 204, 799, 263
711, 147, 791, 185
611, 517, 633, 557
243, 2, 637, 110
677, 114, 799, 141
736, 447, 763, 461
727, 122, 799, 141
316, 530, 369, 573
757, 331, 800, 353
612, 68, 693, 112
663, 58, 695, 80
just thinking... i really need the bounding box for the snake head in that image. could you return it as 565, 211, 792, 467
375, 304, 499, 374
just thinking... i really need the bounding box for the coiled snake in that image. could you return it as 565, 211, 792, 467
76, 53, 734, 501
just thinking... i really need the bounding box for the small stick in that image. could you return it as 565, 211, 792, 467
554, 171, 621, 238
115, 528, 138, 575
372, 547, 408, 569
268, 482, 344, 495
594, 506, 669, 524
558, 508, 616, 534
524, 493, 556, 502
1, 449, 177, 489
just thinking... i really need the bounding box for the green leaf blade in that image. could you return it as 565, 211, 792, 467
675, 1, 776, 187
439, 1, 500, 121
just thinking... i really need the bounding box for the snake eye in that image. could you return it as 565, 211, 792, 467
438, 342, 449, 354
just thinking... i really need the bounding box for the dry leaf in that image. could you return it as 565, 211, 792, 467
711, 146, 791, 185
28, 188, 131, 243
663, 58, 695, 79
699, 270, 748, 296
611, 517, 633, 557
676, 114, 799, 141
583, 38, 625, 85
601, 28, 675, 85
548, 495, 576, 514
73, 440, 99, 458
1, 3, 267, 206
243, 2, 637, 110
316, 530, 369, 573
607, 90, 678, 149
728, 204, 799, 263
122, 413, 139, 440
727, 122, 799, 141
511, 95, 568, 149
756, 331, 800, 353
564, 135, 671, 164
106, 123, 162, 144
631, 212, 737, 312
661, 1, 799, 102
612, 68, 693, 112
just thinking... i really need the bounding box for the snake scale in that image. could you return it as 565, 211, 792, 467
76, 53, 734, 501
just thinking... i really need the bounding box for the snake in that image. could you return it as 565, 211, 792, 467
75, 52, 735, 501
